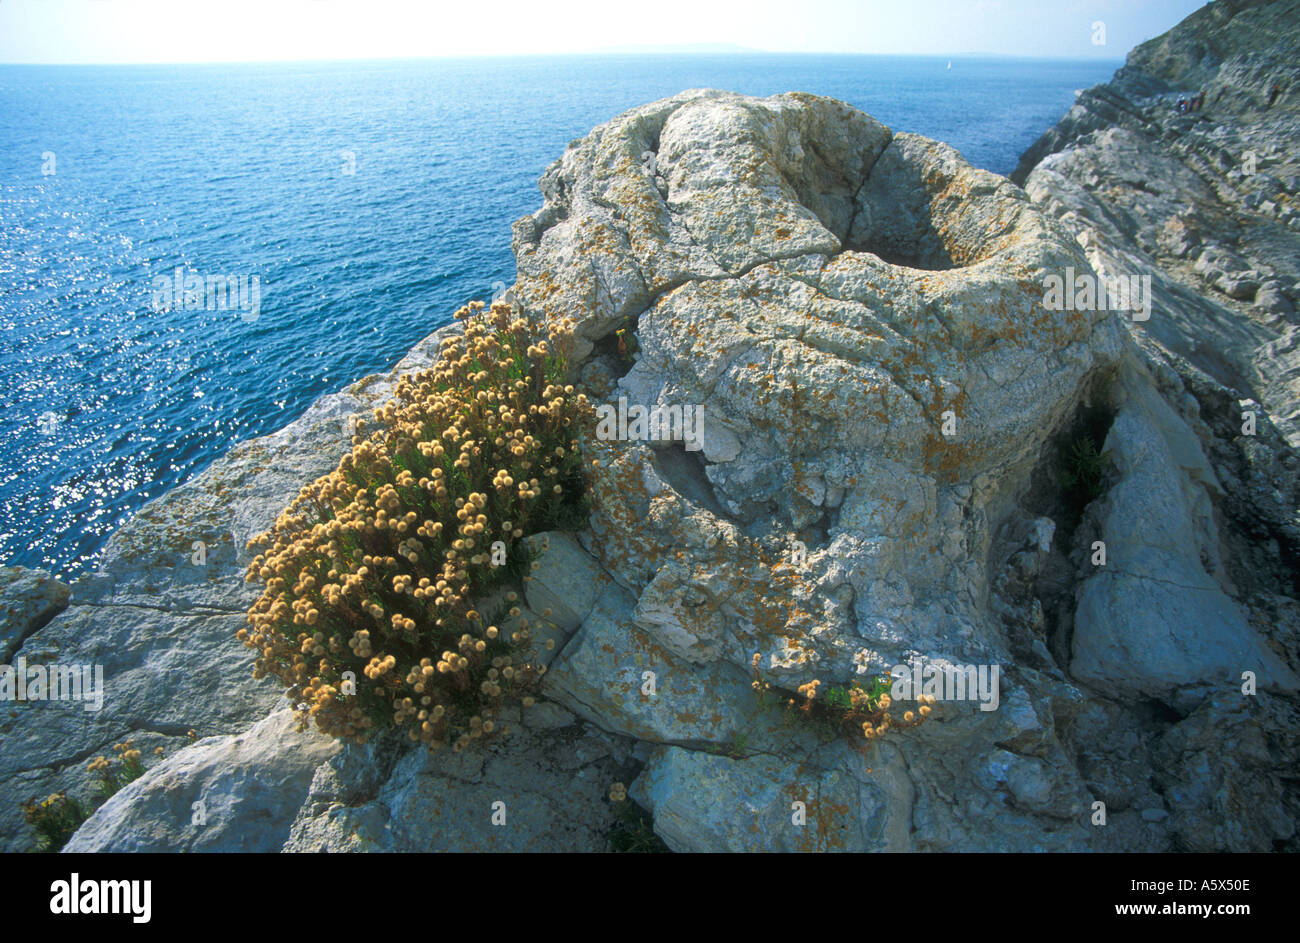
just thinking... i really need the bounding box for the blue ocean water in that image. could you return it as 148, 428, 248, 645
0, 54, 1118, 579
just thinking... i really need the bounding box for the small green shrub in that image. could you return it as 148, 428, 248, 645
703, 732, 752, 759
609, 793, 670, 853
1060, 434, 1112, 509
23, 739, 154, 852
23, 793, 88, 853
86, 740, 147, 800
614, 325, 639, 366
240, 301, 592, 752
752, 656, 933, 743
1054, 387, 1116, 527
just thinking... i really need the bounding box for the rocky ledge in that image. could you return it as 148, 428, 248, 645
3, 4, 1298, 854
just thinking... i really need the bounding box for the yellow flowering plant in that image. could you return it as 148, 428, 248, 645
240, 300, 592, 752
22, 793, 88, 853
22, 739, 154, 852
86, 740, 146, 800
751, 655, 934, 743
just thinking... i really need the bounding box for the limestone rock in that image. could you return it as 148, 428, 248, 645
631, 740, 913, 853
522, 531, 611, 632
64, 710, 340, 852
1015, 0, 1300, 851
0, 566, 69, 661
1071, 366, 1299, 703
543, 581, 768, 744
283, 720, 635, 852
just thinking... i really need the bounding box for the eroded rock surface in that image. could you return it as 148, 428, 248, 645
511, 89, 1123, 851
1013, 0, 1300, 850
0, 567, 69, 662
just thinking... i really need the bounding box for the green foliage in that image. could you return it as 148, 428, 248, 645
23, 739, 152, 852
705, 731, 751, 759
614, 325, 639, 366
22, 793, 88, 853
609, 800, 671, 853
1054, 383, 1117, 527
821, 674, 892, 715
86, 741, 147, 800
752, 654, 930, 744
1060, 434, 1112, 507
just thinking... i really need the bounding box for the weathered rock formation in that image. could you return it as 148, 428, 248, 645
2, 2, 1297, 853
1010, 0, 1300, 849
0, 567, 69, 664
1013, 0, 1300, 440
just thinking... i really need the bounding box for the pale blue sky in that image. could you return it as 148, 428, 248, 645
0, 0, 1206, 64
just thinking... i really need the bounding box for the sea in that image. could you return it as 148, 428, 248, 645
0, 54, 1119, 579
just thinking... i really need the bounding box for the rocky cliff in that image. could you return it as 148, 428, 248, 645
2, 5, 1298, 853
1013, 0, 1300, 439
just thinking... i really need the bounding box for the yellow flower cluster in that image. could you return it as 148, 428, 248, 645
111, 740, 142, 764
797, 680, 821, 702
86, 739, 144, 776
860, 692, 936, 741
239, 301, 592, 752
751, 654, 937, 744
22, 790, 88, 853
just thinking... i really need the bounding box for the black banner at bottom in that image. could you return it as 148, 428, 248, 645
7, 851, 1287, 931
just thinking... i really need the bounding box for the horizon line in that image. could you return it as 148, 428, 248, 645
0, 49, 1128, 68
